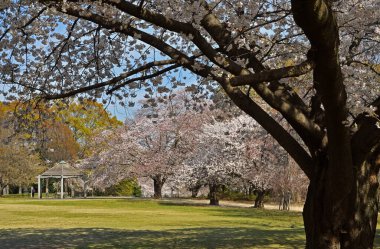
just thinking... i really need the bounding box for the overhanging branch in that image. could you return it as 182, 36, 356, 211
43, 59, 177, 100
106, 64, 180, 94
230, 60, 315, 87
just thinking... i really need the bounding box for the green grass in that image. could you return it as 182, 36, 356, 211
0, 198, 378, 248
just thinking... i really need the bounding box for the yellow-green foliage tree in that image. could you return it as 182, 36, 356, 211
55, 100, 122, 157
0, 103, 44, 194
38, 120, 80, 163
0, 143, 43, 194
0, 101, 81, 163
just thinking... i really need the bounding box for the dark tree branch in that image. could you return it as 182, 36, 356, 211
0, 7, 47, 42
43, 59, 177, 100
106, 64, 180, 94
349, 60, 380, 76
351, 96, 380, 166
230, 60, 315, 86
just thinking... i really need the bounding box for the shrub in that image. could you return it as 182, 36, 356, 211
105, 179, 142, 197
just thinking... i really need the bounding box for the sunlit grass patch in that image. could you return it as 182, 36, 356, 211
0, 198, 378, 248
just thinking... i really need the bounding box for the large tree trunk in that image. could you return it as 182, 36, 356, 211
209, 183, 220, 206
342, 151, 380, 249
303, 151, 380, 248
253, 190, 265, 208
290, 0, 380, 247
152, 175, 165, 199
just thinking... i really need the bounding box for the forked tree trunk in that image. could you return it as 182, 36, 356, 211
303, 152, 380, 248
279, 191, 291, 211
253, 190, 265, 208
152, 176, 165, 199
209, 184, 220, 206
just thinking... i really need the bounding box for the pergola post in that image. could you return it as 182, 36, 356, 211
61, 176, 64, 199
37, 175, 41, 199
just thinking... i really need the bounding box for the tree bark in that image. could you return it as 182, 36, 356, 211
209, 184, 220, 206
341, 151, 380, 249
253, 190, 265, 208
303, 150, 380, 248
152, 175, 165, 199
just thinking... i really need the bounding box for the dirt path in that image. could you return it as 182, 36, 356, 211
159, 198, 304, 212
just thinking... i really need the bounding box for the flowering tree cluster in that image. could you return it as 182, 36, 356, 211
80, 94, 208, 198
180, 114, 292, 206
0, 0, 379, 247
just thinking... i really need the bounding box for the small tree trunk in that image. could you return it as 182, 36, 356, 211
3, 185, 9, 195
45, 178, 49, 197
19, 185, 22, 194
153, 176, 165, 199
209, 184, 219, 206
253, 190, 265, 208
248, 186, 254, 196
294, 192, 301, 203
278, 194, 284, 210
190, 184, 201, 198
283, 191, 291, 211
191, 188, 198, 198
64, 180, 68, 194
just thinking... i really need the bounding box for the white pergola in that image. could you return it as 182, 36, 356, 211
37, 161, 84, 199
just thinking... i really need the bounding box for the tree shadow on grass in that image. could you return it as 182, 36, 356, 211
157, 202, 380, 248
0, 227, 305, 249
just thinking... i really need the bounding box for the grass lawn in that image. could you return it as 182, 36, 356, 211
0, 198, 378, 248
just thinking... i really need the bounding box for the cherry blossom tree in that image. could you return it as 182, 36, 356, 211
1, 0, 379, 247
272, 157, 309, 210
181, 114, 281, 206
244, 133, 287, 208
78, 128, 136, 192
81, 94, 207, 198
